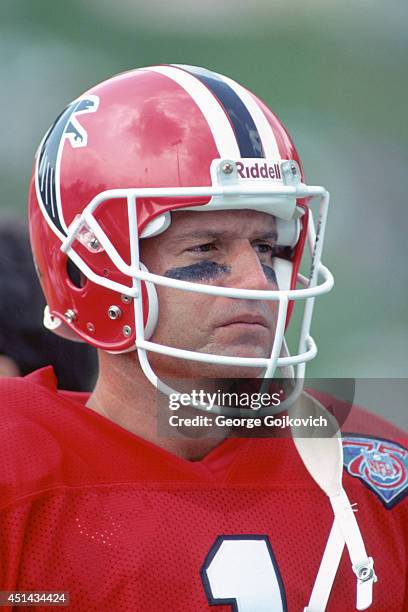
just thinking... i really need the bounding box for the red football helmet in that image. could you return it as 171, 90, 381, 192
28, 64, 333, 396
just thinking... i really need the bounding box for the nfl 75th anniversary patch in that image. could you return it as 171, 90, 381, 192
342, 434, 408, 509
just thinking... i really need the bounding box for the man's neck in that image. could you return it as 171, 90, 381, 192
86, 351, 228, 461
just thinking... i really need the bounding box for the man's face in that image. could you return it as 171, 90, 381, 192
140, 209, 281, 379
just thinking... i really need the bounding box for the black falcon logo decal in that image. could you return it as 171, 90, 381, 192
35, 95, 99, 236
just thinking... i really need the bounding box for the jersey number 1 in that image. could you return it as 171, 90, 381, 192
201, 535, 287, 611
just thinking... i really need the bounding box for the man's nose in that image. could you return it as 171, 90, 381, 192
226, 242, 276, 291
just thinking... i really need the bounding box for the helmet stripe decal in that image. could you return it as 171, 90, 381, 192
175, 65, 266, 159
147, 65, 240, 159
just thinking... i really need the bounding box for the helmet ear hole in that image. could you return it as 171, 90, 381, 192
66, 258, 87, 289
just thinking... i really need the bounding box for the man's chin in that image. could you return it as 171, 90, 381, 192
147, 342, 272, 381
207, 342, 271, 361
186, 344, 270, 380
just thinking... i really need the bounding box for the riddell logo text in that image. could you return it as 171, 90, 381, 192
236, 161, 282, 180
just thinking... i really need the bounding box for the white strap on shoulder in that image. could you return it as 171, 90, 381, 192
330, 490, 376, 610
304, 519, 345, 611
292, 400, 376, 611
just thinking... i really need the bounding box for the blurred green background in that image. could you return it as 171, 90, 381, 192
1, 0, 407, 379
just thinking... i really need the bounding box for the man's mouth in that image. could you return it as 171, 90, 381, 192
216, 314, 270, 329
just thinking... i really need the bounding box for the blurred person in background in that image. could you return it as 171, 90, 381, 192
0, 218, 97, 390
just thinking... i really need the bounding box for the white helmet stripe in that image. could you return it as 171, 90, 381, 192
147, 65, 240, 159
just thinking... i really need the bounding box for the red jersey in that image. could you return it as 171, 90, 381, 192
0, 368, 407, 611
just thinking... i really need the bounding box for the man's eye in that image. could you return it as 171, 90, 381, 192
253, 243, 275, 254
187, 243, 216, 253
